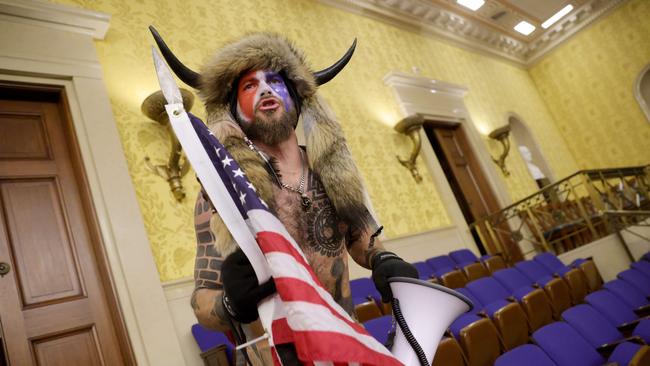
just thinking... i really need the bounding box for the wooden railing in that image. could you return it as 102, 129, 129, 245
470, 165, 650, 262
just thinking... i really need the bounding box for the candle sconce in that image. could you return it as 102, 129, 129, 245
488, 125, 511, 177
395, 114, 425, 183
141, 88, 194, 201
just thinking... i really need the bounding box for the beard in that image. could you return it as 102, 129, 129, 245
239, 107, 298, 146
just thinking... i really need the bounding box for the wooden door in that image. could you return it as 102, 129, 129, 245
0, 84, 132, 365
426, 124, 523, 261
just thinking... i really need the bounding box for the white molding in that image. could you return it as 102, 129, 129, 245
0, 3, 185, 365
321, 0, 627, 67
0, 0, 110, 39
526, 0, 626, 65
634, 63, 650, 124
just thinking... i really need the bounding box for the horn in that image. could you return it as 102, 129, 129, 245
149, 26, 201, 89
313, 39, 357, 85
388, 277, 473, 365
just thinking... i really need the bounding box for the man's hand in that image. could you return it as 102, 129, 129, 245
222, 249, 276, 323
371, 251, 419, 302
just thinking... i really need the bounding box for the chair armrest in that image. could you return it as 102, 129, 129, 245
617, 319, 641, 335
597, 339, 629, 357
633, 304, 650, 318
625, 336, 646, 345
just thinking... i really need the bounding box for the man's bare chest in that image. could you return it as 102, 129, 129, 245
272, 171, 349, 258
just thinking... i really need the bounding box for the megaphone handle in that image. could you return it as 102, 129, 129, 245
391, 298, 430, 366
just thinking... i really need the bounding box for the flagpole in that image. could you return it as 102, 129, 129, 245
151, 48, 277, 349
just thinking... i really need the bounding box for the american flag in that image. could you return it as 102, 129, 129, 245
186, 113, 402, 365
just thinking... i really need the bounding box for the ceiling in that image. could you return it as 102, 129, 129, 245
432, 0, 589, 42
321, 0, 626, 66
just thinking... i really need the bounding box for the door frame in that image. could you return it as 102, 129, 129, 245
0, 1, 185, 365
384, 71, 514, 254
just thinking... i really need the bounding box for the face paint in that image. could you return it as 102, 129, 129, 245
236, 70, 294, 123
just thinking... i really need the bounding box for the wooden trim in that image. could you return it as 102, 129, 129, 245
0, 81, 135, 364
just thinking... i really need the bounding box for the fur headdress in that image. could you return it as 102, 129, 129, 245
150, 27, 378, 254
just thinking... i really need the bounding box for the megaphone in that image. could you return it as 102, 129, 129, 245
388, 277, 473, 366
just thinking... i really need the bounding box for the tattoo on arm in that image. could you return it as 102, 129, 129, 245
191, 192, 232, 331
194, 191, 224, 290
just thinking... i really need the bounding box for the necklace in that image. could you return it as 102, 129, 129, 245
279, 149, 312, 210
244, 137, 312, 210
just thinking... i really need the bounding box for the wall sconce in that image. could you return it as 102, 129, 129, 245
395, 114, 425, 183
141, 88, 194, 201
488, 125, 511, 177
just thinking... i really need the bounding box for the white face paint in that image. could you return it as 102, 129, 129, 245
236, 70, 294, 123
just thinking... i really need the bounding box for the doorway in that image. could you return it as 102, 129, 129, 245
424, 122, 523, 261
0, 82, 133, 365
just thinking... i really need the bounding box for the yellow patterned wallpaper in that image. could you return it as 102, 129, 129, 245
51, 0, 575, 281
530, 0, 650, 169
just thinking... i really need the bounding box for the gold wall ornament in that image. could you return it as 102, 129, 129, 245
141, 89, 194, 201
488, 125, 512, 177
395, 115, 425, 183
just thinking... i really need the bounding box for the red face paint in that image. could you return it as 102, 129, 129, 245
236, 70, 293, 123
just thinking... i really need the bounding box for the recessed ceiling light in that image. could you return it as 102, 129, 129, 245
542, 5, 574, 29
457, 0, 485, 11
514, 21, 536, 36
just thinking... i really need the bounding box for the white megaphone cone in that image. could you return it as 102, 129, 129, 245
388, 277, 473, 366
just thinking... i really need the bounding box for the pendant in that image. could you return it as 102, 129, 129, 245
301, 194, 312, 210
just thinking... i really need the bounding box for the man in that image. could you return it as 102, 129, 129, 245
151, 29, 418, 364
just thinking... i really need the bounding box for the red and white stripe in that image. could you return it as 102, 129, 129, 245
248, 210, 402, 366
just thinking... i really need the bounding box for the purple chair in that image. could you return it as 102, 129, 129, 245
641, 251, 650, 262
493, 268, 554, 331
515, 260, 573, 317
534, 253, 572, 276
493, 268, 537, 299
495, 344, 557, 366
449, 249, 479, 267
585, 290, 650, 343
465, 277, 513, 313
426, 255, 458, 277
515, 260, 555, 285
350, 277, 380, 305
632, 261, 650, 277
466, 278, 530, 350
618, 268, 650, 297
532, 322, 616, 366
449, 288, 483, 337
603, 279, 650, 313
412, 261, 435, 280
561, 304, 644, 360
363, 315, 393, 346
191, 323, 235, 364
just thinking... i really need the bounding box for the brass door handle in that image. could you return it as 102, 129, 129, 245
0, 262, 10, 277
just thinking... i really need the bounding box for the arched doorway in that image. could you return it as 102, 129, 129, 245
508, 114, 554, 188
635, 63, 650, 123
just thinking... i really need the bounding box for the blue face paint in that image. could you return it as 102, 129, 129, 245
263, 71, 293, 112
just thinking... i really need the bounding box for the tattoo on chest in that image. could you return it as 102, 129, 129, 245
302, 172, 348, 258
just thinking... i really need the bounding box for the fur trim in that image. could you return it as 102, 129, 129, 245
302, 95, 376, 231
209, 135, 277, 256
200, 33, 316, 115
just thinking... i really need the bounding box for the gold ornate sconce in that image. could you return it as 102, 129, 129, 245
488, 125, 511, 177
395, 114, 425, 183
141, 88, 194, 201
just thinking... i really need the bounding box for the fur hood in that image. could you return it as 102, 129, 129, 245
199, 32, 316, 113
